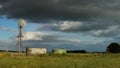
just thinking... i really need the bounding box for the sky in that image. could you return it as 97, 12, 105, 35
0, 0, 120, 52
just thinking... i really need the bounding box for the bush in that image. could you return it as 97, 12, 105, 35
106, 42, 120, 53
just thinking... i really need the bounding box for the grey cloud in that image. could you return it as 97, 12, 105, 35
1, 0, 120, 22
88, 26, 120, 37
5, 31, 110, 52
23, 32, 81, 43
110, 34, 120, 43
37, 20, 113, 32
37, 22, 120, 37
38, 21, 102, 31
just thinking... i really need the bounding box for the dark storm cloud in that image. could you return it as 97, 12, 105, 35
1, 0, 120, 37
1, 0, 120, 22
0, 0, 9, 4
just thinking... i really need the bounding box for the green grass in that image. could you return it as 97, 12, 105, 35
0, 53, 120, 68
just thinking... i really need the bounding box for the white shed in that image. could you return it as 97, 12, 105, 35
26, 48, 47, 56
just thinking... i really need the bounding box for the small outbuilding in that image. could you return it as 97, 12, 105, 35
52, 48, 67, 54
26, 48, 47, 56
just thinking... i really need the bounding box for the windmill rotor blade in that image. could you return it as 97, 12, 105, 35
18, 19, 27, 28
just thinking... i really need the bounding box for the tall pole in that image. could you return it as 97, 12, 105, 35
18, 26, 23, 53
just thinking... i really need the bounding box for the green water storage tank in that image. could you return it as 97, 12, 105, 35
53, 48, 67, 54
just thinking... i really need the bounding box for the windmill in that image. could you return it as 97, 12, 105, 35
17, 19, 27, 53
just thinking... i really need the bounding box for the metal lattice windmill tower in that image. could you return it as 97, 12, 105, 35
17, 19, 27, 53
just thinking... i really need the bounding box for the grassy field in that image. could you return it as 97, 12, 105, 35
0, 52, 120, 68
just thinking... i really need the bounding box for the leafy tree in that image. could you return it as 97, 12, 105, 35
106, 42, 120, 53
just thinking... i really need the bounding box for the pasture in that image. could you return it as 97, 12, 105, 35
0, 52, 120, 68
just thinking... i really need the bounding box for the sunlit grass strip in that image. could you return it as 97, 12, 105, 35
0, 53, 120, 68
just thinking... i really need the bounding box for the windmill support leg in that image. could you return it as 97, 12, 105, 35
18, 27, 23, 53
18, 37, 22, 53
